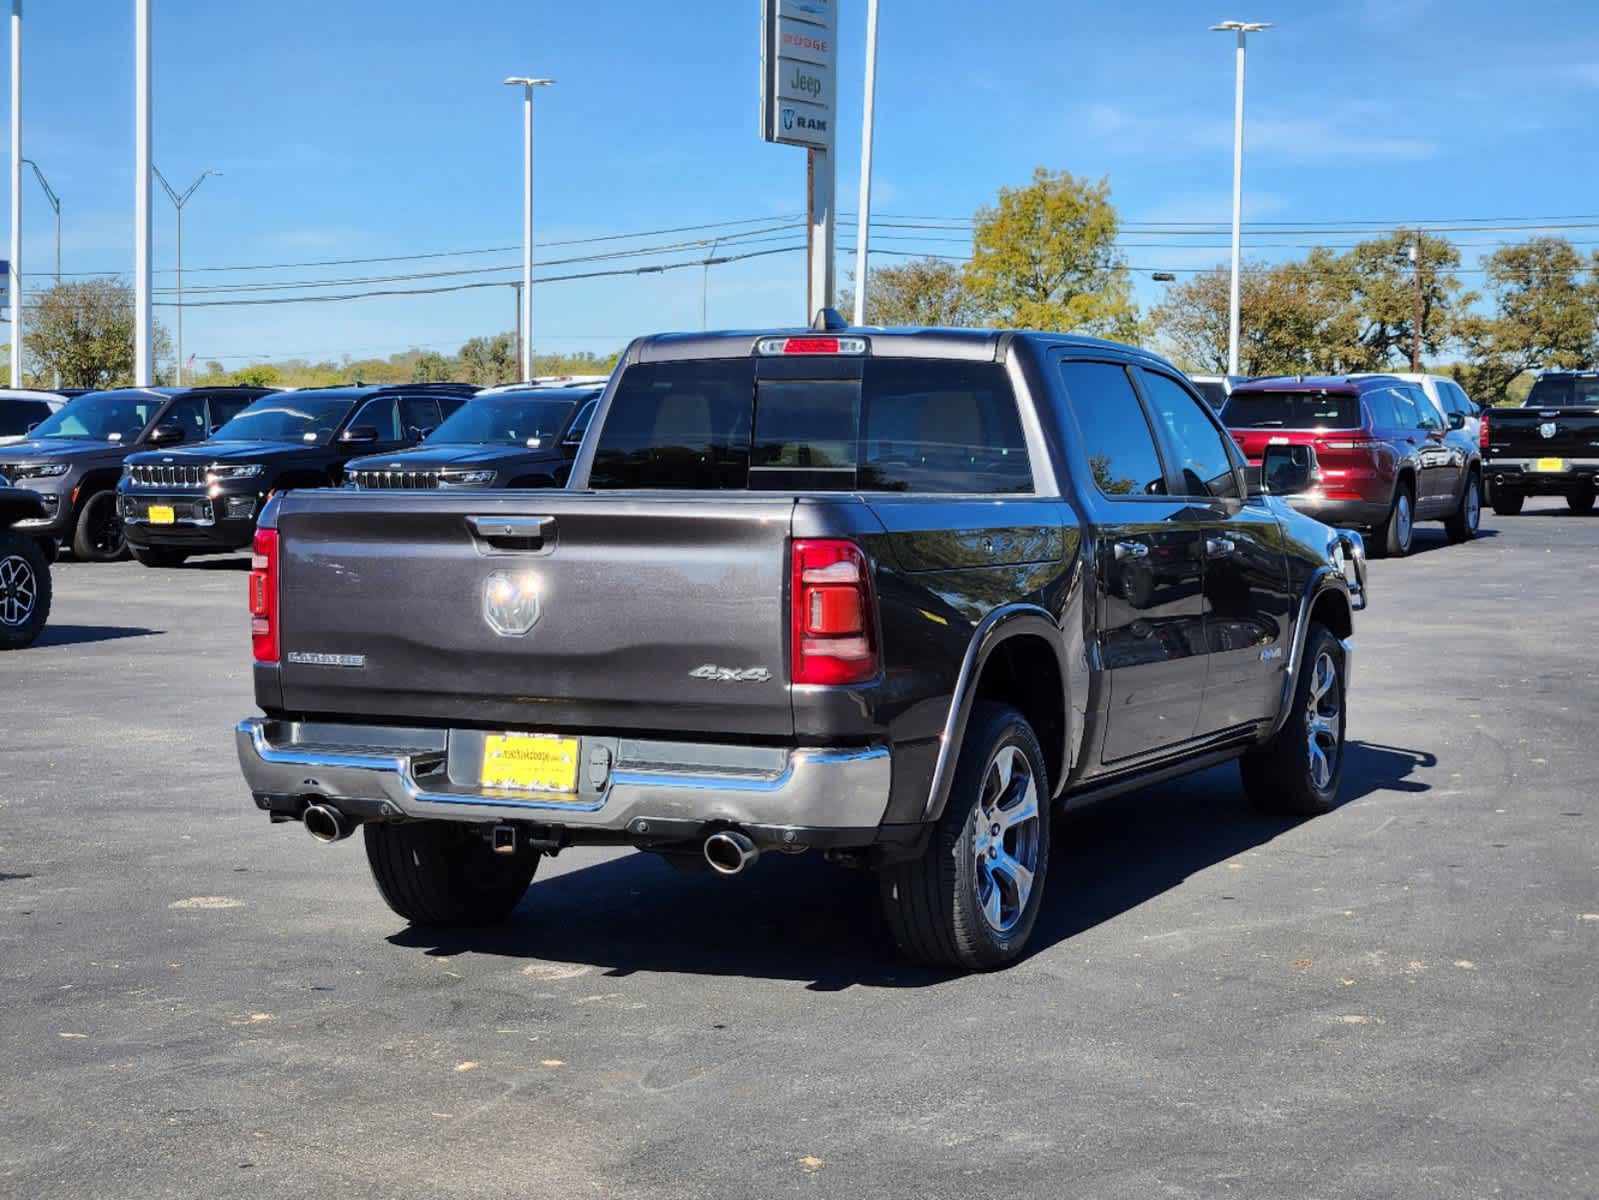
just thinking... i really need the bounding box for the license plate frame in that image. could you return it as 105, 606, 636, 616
1536, 456, 1566, 473
479, 732, 580, 795
148, 504, 176, 525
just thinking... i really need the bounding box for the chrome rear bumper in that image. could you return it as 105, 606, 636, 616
236, 717, 892, 834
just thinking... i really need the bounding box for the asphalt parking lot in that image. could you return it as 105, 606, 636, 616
1, 501, 1595, 1200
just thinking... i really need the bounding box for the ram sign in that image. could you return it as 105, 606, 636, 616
761, 0, 838, 151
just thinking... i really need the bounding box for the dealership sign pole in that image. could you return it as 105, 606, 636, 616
762, 0, 838, 321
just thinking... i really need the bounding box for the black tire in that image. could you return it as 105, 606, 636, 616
1372, 481, 1415, 558
1241, 623, 1347, 816
1567, 487, 1596, 516
131, 546, 189, 568
363, 821, 538, 926
71, 490, 127, 562
0, 529, 52, 650
879, 703, 1051, 970
1490, 488, 1524, 516
1444, 471, 1482, 543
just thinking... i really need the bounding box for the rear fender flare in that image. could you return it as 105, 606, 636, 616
920, 604, 1073, 822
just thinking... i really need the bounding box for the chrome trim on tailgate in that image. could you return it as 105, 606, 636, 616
236, 718, 892, 831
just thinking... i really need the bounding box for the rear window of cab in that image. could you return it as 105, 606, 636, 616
588, 359, 1032, 494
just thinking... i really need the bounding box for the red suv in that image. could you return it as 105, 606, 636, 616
1222, 375, 1482, 556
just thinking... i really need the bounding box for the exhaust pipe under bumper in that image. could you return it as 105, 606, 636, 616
703, 829, 759, 876
303, 802, 355, 844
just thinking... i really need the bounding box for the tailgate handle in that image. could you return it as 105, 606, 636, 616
467, 515, 557, 554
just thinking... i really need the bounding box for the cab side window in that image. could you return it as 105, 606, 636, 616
207, 396, 253, 431
159, 396, 209, 440
399, 397, 443, 439
1060, 361, 1168, 498
1138, 370, 1241, 500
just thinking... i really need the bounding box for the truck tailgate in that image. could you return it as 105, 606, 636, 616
273, 491, 797, 737
1488, 408, 1599, 458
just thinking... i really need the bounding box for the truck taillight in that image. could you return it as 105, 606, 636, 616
249, 528, 279, 665
791, 539, 879, 686
1479, 410, 1490, 450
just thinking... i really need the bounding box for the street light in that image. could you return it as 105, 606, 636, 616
19, 158, 58, 387
1209, 19, 1272, 378
504, 75, 553, 380
153, 166, 220, 385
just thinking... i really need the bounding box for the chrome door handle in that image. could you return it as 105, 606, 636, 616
1205, 537, 1236, 558
1113, 541, 1149, 561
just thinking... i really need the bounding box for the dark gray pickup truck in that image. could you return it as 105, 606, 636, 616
236, 323, 1369, 969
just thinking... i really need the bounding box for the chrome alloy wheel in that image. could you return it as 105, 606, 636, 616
1304, 650, 1343, 791
1394, 492, 1413, 551
0, 554, 37, 627
972, 744, 1041, 934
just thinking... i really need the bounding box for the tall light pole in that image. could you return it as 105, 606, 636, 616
20, 158, 56, 386
504, 75, 552, 381
853, 0, 881, 327
153, 167, 220, 385
135, 0, 153, 386
1210, 19, 1271, 378
10, 0, 22, 388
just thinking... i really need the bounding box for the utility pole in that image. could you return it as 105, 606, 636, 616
135, 0, 153, 386
1409, 233, 1423, 372
154, 167, 221, 386
10, 0, 22, 388
701, 236, 723, 331
504, 75, 552, 381
1210, 20, 1272, 378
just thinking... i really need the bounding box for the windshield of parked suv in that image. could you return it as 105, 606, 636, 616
425, 392, 585, 447
28, 391, 164, 442
1222, 390, 1362, 429
1525, 376, 1599, 407
210, 396, 356, 444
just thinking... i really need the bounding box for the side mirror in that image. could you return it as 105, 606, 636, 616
1261, 443, 1320, 496
1447, 411, 1466, 431
147, 422, 186, 446
340, 426, 379, 445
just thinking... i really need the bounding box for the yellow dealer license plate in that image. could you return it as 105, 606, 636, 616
1536, 457, 1566, 473
148, 504, 176, 525
480, 733, 578, 794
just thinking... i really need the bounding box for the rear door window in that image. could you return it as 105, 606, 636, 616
159, 396, 209, 441
399, 397, 443, 438
206, 395, 253, 431
1060, 361, 1167, 497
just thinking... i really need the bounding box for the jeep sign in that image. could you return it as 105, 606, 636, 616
761, 0, 837, 151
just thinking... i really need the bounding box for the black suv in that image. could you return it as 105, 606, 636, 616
343, 384, 601, 490
0, 387, 272, 561
117, 383, 478, 565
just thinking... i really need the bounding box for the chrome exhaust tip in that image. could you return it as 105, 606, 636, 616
303, 803, 354, 844
703, 829, 759, 876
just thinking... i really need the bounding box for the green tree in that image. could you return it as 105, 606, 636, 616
964, 167, 1137, 339
227, 364, 283, 388
1337, 231, 1469, 368
456, 333, 518, 385
411, 350, 451, 382
1458, 237, 1596, 404
23, 278, 172, 388
842, 257, 979, 327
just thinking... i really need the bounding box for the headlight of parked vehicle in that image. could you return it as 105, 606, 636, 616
10, 461, 69, 479
205, 464, 264, 483
439, 469, 497, 487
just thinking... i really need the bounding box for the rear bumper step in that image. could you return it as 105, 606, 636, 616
236, 717, 892, 835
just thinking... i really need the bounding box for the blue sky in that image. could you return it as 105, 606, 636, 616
3, 0, 1597, 366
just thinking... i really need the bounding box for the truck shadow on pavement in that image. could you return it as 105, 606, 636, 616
31, 624, 162, 647
388, 739, 1434, 989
